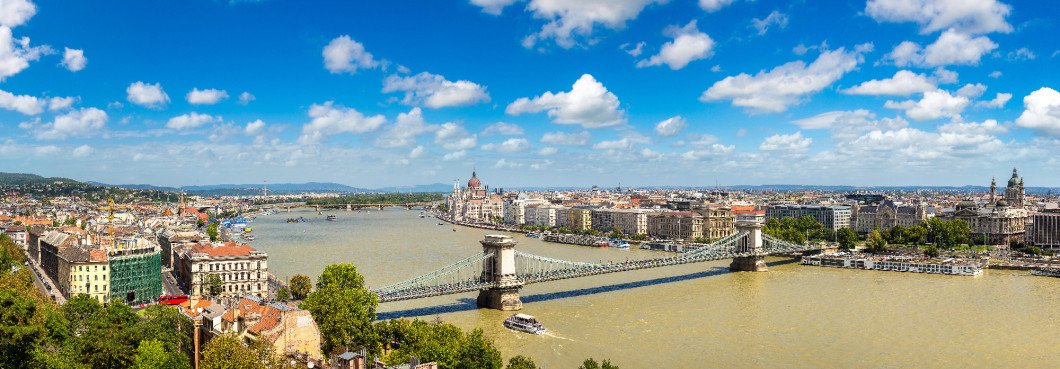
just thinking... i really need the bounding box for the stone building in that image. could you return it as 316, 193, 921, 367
648, 211, 704, 241
227, 296, 323, 361
852, 199, 929, 233
593, 209, 650, 235
1031, 210, 1060, 250
447, 170, 504, 223
158, 228, 204, 269
695, 205, 736, 239
940, 200, 1029, 245
568, 207, 595, 231
57, 245, 110, 303
766, 204, 852, 231
176, 241, 269, 298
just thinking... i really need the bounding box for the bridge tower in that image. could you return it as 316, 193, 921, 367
477, 234, 523, 310
730, 220, 768, 272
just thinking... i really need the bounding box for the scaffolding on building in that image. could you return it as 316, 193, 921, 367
108, 242, 162, 305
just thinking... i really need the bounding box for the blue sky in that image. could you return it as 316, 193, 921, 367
2, 0, 1059, 188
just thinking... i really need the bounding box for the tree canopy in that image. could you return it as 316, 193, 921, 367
376, 318, 503, 369
299, 264, 379, 356
289, 274, 312, 300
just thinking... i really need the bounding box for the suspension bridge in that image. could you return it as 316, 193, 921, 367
371, 220, 830, 310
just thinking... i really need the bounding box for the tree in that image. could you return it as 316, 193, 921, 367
62, 294, 103, 336
0, 289, 46, 366
300, 264, 379, 356
200, 332, 282, 369
924, 244, 940, 258
867, 229, 888, 254
579, 358, 619, 369
131, 339, 189, 369
137, 304, 194, 360
206, 274, 223, 296
506, 355, 537, 369
276, 287, 291, 302
206, 222, 219, 241
289, 274, 312, 300
888, 225, 906, 245
905, 225, 926, 245
377, 318, 502, 369
836, 228, 857, 250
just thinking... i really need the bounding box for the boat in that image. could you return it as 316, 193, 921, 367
802, 252, 983, 276
438, 222, 445, 225
326, 215, 337, 221
1032, 267, 1060, 278
243, 235, 255, 241
287, 217, 305, 223
609, 240, 630, 249
503, 313, 546, 334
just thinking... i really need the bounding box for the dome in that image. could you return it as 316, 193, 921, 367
996, 199, 1009, 207
1008, 168, 1021, 186
467, 171, 481, 188
956, 199, 977, 210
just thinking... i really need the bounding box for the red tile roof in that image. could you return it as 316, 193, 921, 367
189, 242, 258, 257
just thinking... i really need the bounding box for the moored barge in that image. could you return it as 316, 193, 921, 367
802, 252, 983, 276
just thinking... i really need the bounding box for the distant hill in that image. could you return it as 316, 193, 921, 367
182, 182, 372, 193
0, 172, 81, 186
86, 181, 179, 192
375, 183, 452, 193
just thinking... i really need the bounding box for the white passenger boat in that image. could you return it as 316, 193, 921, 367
504, 313, 546, 334
802, 253, 983, 276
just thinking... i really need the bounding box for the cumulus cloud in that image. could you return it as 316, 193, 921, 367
34, 107, 108, 140
751, 11, 788, 35
469, 0, 518, 15
885, 89, 970, 121
701, 47, 866, 113
537, 147, 558, 156
636, 20, 714, 70
237, 92, 255, 105
592, 137, 636, 150
244, 119, 267, 136
682, 144, 734, 160
166, 112, 221, 130
481, 122, 524, 136
975, 92, 1011, 109
0, 0, 35, 28
409, 145, 426, 159
434, 122, 477, 150
1015, 87, 1060, 136
841, 70, 936, 96
48, 96, 75, 111
620, 41, 645, 57
886, 29, 998, 67
988, 71, 1002, 78
126, 81, 170, 108
540, 131, 592, 145
323, 35, 379, 74
443, 150, 467, 161
699, 0, 737, 12
0, 26, 50, 81
653, 116, 687, 136
938, 119, 1007, 135
374, 107, 438, 148
186, 88, 229, 105
840, 127, 1004, 162
520, 0, 664, 49
760, 132, 812, 151
956, 83, 986, 99
60, 47, 86, 71
382, 71, 490, 108
0, 88, 44, 114
507, 74, 625, 128
72, 144, 93, 158
299, 101, 387, 144
790, 109, 909, 143
482, 137, 532, 153
865, 0, 1012, 35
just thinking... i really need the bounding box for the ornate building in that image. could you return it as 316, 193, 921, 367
938, 168, 1031, 245
1003, 168, 1026, 207
851, 199, 929, 233
447, 170, 504, 223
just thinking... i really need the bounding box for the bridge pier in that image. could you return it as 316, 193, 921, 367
477, 235, 523, 310
730, 220, 768, 272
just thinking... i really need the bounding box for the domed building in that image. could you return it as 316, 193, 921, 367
447, 170, 504, 223
940, 168, 1030, 245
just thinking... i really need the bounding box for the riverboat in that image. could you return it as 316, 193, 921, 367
326, 215, 337, 221
243, 235, 255, 241
1031, 267, 1060, 278
503, 313, 546, 334
287, 217, 305, 223
802, 253, 983, 276
609, 240, 630, 249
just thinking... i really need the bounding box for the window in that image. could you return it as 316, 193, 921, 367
94, 266, 97, 271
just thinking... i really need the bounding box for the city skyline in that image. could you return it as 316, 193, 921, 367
2, 0, 1059, 188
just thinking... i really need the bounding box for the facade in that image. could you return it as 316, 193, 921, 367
648, 212, 703, 241
229, 296, 323, 361
593, 209, 650, 235
941, 200, 1029, 245
108, 237, 163, 305
568, 207, 594, 231
525, 206, 557, 227
852, 200, 929, 233
158, 228, 203, 269
57, 245, 110, 303
695, 206, 736, 239
447, 171, 504, 223
502, 199, 526, 225
766, 204, 852, 231
177, 241, 269, 298
1030, 211, 1060, 249
38, 230, 78, 284
4, 225, 27, 249
1002, 168, 1026, 207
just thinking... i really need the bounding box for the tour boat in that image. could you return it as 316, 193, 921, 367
802, 253, 983, 276
326, 214, 338, 221
504, 313, 546, 334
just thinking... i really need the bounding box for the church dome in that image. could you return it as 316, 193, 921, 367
996, 199, 1009, 207
1008, 168, 1021, 187
956, 199, 977, 211
467, 171, 481, 188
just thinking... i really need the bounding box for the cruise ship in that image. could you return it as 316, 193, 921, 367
504, 313, 546, 335
802, 253, 983, 276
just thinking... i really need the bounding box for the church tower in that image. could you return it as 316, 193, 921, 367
1004, 168, 1025, 207
989, 177, 996, 204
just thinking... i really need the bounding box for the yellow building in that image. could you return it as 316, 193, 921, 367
568, 207, 594, 231
58, 246, 110, 303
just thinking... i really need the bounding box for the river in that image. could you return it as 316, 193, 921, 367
250, 207, 1060, 368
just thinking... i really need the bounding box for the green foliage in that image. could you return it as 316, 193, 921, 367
887, 225, 906, 245
579, 358, 619, 369
137, 304, 194, 359
276, 287, 291, 302
206, 222, 219, 242
924, 218, 971, 249
201, 332, 282, 369
300, 264, 379, 356
764, 216, 827, 244
206, 274, 223, 296
437, 204, 449, 213
506, 355, 537, 369
836, 228, 857, 250
630, 234, 648, 241
0, 172, 80, 186
131, 339, 189, 369
924, 244, 940, 258
289, 274, 312, 300
0, 288, 47, 366
377, 318, 503, 369
905, 225, 926, 245
867, 229, 888, 254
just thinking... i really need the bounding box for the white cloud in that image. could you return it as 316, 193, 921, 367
34, 145, 59, 156
637, 20, 714, 70
374, 107, 438, 148
299, 101, 387, 144
481, 122, 524, 136
507, 74, 625, 128
885, 89, 970, 121
701, 47, 865, 113
988, 71, 1001, 78
955, 83, 986, 99
592, 137, 635, 150
865, 0, 1012, 35
126, 81, 170, 108
443, 150, 467, 160
933, 67, 958, 84
72, 144, 93, 158
237, 92, 255, 105
760, 132, 811, 151
494, 158, 523, 168
409, 145, 426, 159
0, 26, 49, 81
323, 35, 379, 74
540, 131, 592, 145
48, 96, 75, 111
699, 0, 737, 12
938, 119, 1006, 135
841, 70, 936, 96
751, 11, 788, 35
886, 29, 997, 67
60, 47, 86, 72
434, 122, 477, 150
186, 88, 229, 105
382, 71, 490, 108
975, 92, 1011, 109
1007, 47, 1035, 61
0, 88, 44, 114
0, 0, 35, 28
530, 159, 554, 170
653, 116, 687, 136
790, 109, 909, 143
35, 107, 108, 140
620, 41, 645, 57
682, 144, 734, 160
1015, 87, 1060, 136
470, 0, 518, 15
244, 119, 266, 135
537, 147, 558, 156
520, 0, 664, 49
482, 137, 532, 153
166, 112, 221, 130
